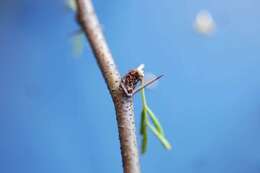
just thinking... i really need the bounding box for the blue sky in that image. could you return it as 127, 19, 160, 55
0, 0, 260, 172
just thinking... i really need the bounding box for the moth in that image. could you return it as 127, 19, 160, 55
120, 64, 163, 97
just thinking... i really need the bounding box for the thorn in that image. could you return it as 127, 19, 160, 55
133, 74, 164, 95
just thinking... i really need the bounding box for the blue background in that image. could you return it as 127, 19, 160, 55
1, 0, 260, 172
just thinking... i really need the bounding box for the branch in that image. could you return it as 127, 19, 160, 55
75, 0, 141, 173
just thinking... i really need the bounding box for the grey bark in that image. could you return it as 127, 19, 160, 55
75, 0, 141, 173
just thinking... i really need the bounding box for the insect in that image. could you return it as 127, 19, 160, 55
120, 64, 163, 97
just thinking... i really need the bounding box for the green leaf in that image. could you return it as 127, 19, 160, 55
139, 79, 172, 153
140, 108, 148, 154
141, 84, 147, 106
140, 108, 146, 135
141, 129, 148, 154
140, 107, 148, 154
146, 106, 165, 136
147, 122, 172, 150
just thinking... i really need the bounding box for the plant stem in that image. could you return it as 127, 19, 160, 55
75, 0, 141, 173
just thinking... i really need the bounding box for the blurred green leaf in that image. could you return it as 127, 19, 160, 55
147, 122, 172, 150
140, 108, 148, 153
140, 108, 146, 135
71, 31, 84, 57
141, 128, 148, 154
140, 79, 172, 153
66, 0, 76, 11
146, 106, 165, 136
